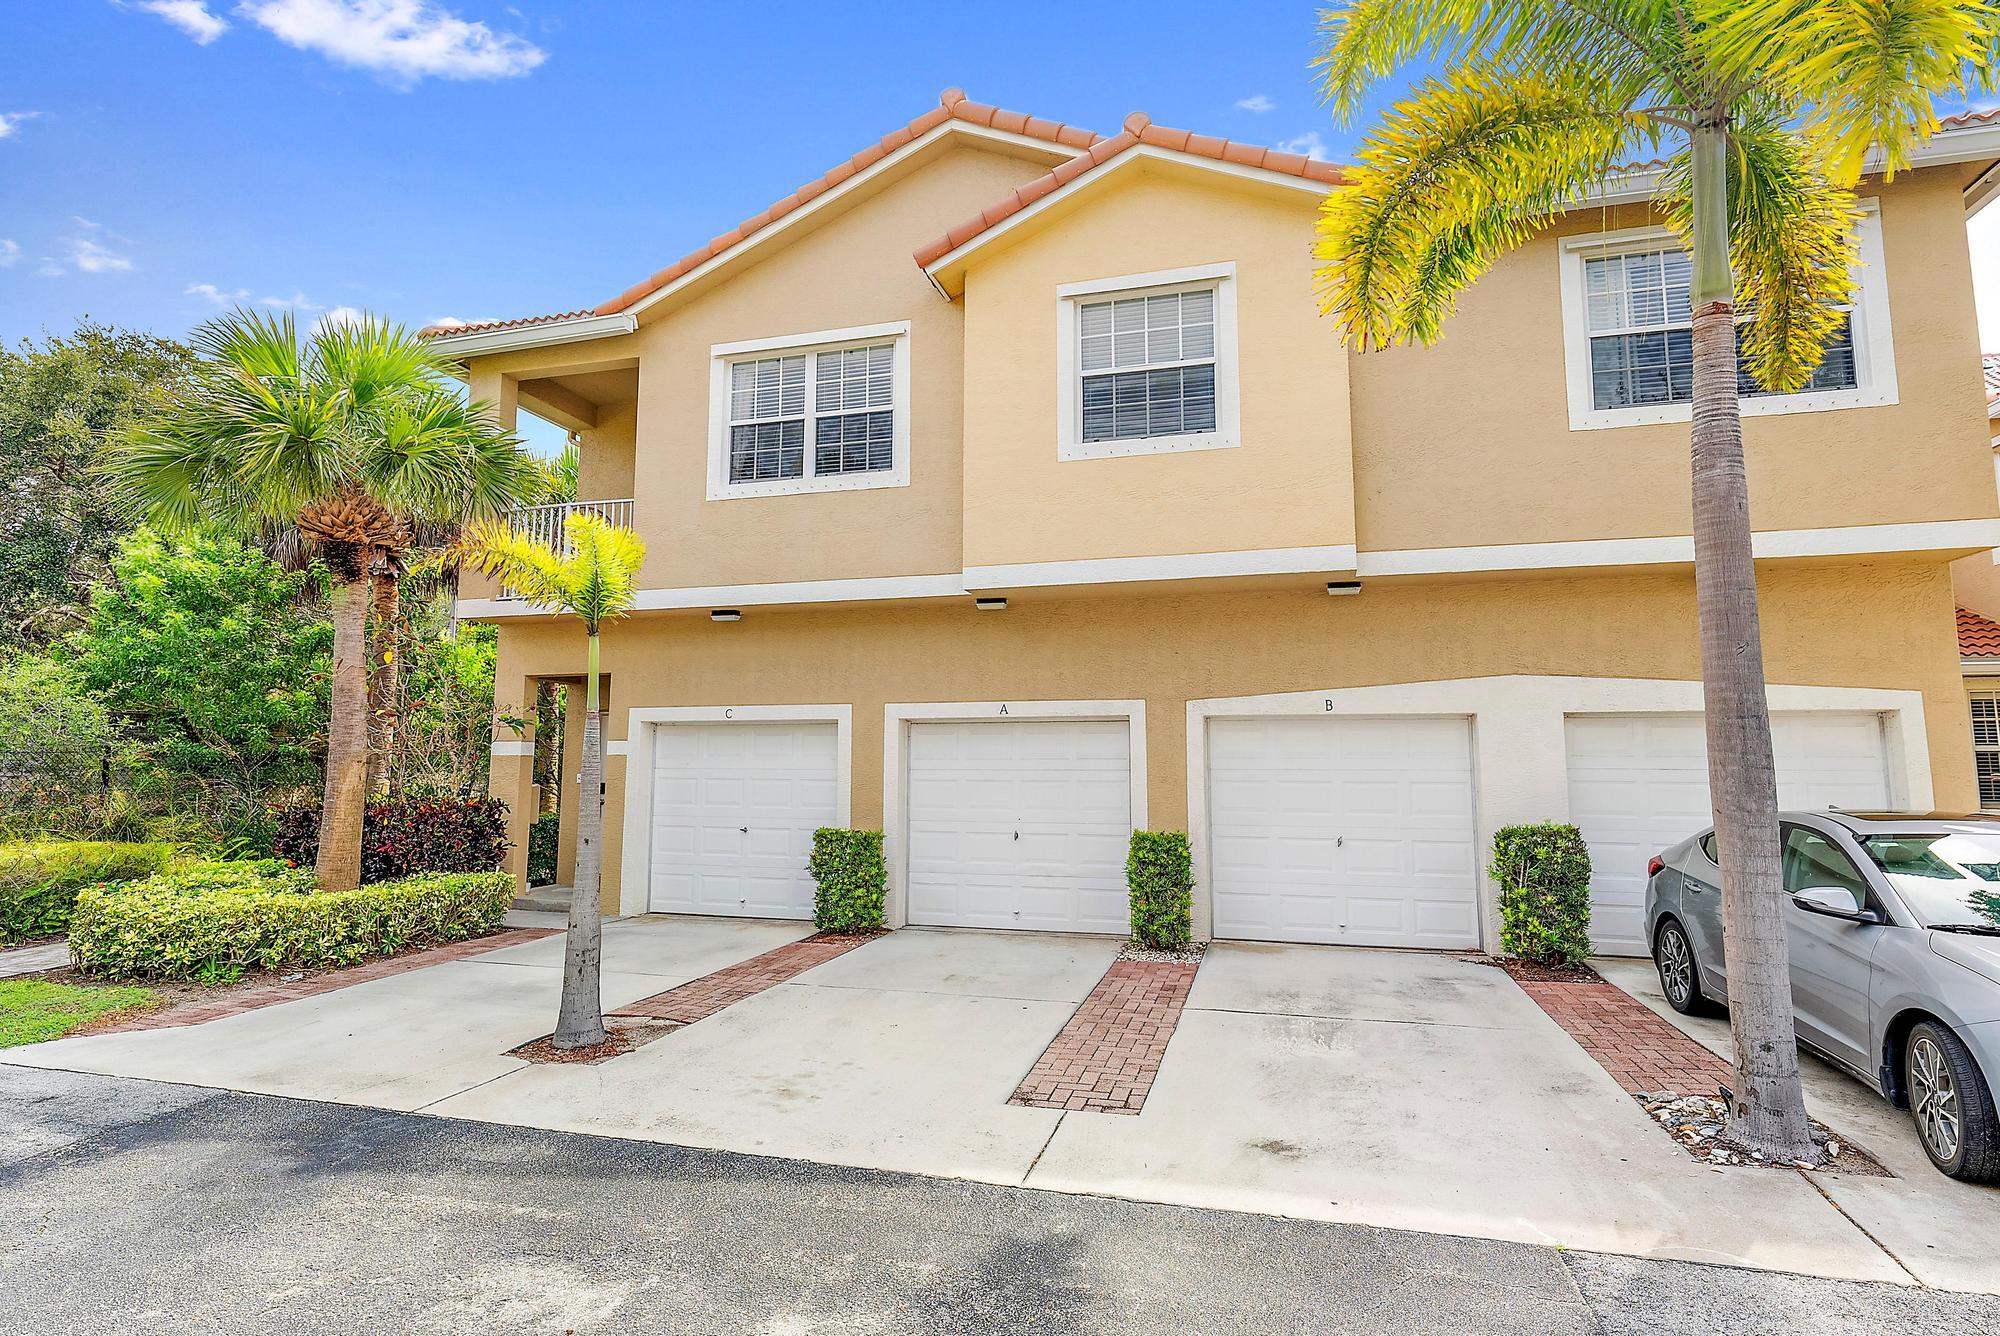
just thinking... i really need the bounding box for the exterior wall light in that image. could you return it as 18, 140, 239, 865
710, 609, 742, 622
975, 597, 1008, 611
1326, 581, 1361, 596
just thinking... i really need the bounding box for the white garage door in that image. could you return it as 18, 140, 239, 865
647, 722, 839, 919
905, 720, 1131, 933
1565, 712, 1890, 956
1207, 716, 1481, 948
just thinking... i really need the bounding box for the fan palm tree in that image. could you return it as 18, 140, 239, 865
1311, 1, 1994, 1160
106, 310, 537, 891
462, 511, 645, 1050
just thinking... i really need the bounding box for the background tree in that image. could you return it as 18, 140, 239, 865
0, 323, 195, 645
464, 511, 644, 1051
106, 311, 537, 891
1310, 0, 1993, 1160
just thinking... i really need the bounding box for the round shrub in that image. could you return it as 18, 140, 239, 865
1489, 823, 1594, 966
270, 796, 511, 882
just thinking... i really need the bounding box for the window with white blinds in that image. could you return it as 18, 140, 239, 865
1558, 206, 1895, 430
1972, 694, 2000, 810
708, 323, 910, 499
1057, 264, 1240, 460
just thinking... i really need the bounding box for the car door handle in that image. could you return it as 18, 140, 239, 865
1681, 877, 1703, 893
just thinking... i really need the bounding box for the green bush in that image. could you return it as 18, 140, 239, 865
808, 828, 885, 932
1489, 823, 1594, 966
1127, 830, 1193, 949
68, 864, 512, 982
526, 811, 561, 887
0, 841, 176, 942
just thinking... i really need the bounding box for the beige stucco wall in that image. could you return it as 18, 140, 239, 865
957, 165, 1353, 569
490, 557, 1974, 912
1351, 166, 1998, 554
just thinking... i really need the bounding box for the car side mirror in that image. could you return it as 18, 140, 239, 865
1791, 886, 1884, 924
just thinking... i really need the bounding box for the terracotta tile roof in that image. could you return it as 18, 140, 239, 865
1941, 106, 2000, 131
421, 310, 597, 337
913, 111, 1347, 269
423, 89, 1099, 339
1961, 606, 2000, 658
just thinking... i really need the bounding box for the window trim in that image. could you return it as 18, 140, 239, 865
1557, 200, 1897, 431
705, 320, 912, 500
1971, 690, 2000, 812
1055, 262, 1241, 461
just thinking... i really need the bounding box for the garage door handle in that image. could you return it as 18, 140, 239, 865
740, 826, 748, 834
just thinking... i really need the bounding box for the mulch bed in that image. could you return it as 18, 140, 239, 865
1474, 955, 1604, 984
1637, 1092, 1893, 1176
1118, 940, 1207, 964
508, 1016, 682, 1065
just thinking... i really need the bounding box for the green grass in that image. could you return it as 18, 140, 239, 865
0, 979, 157, 1048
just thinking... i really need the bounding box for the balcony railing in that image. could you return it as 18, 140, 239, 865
495, 498, 635, 600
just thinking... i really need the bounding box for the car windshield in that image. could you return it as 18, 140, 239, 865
1857, 832, 2000, 929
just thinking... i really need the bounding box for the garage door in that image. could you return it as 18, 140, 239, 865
1207, 716, 1481, 948
1565, 712, 1890, 956
905, 720, 1131, 933
647, 722, 839, 918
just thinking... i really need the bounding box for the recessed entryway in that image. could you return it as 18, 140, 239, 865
1205, 715, 1481, 948
903, 718, 1133, 932
1565, 711, 1890, 955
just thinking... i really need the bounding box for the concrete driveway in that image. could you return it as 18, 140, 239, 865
4, 919, 1992, 1290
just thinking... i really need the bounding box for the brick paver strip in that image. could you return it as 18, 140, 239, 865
1009, 959, 1199, 1115
94, 928, 561, 1035
609, 934, 873, 1025
1515, 976, 1737, 1095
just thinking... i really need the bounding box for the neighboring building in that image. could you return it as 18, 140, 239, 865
431, 91, 2000, 957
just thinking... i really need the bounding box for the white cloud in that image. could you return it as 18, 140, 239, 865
42, 219, 135, 275
236, 0, 547, 84
258, 290, 325, 312
1235, 94, 1275, 114
0, 111, 42, 140
426, 315, 467, 328
135, 0, 230, 42
1274, 131, 1331, 162
1971, 206, 2000, 352
186, 281, 251, 304
313, 305, 364, 332
0, 240, 18, 267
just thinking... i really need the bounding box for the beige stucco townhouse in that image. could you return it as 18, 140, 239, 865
429, 91, 2000, 958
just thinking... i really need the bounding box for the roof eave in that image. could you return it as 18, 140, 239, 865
427, 311, 638, 359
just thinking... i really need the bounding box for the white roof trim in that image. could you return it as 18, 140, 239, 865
921, 144, 1329, 282
427, 312, 636, 358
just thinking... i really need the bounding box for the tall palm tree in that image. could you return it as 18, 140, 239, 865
463, 511, 645, 1050
106, 310, 537, 891
1311, 1, 1992, 1160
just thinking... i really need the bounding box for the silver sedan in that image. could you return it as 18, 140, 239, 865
1645, 810, 2000, 1182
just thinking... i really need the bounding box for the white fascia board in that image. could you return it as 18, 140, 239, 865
1583, 121, 2000, 208
1963, 658, 2000, 676
963, 545, 1358, 591
427, 312, 637, 359
1357, 518, 2000, 578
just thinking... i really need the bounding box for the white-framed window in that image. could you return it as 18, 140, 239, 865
706, 321, 911, 499
1056, 262, 1240, 460
1973, 692, 2000, 810
1557, 200, 1896, 431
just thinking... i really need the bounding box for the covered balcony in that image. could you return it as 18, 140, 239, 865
495, 498, 636, 600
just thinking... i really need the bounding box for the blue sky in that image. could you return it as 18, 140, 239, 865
4, 2, 1997, 456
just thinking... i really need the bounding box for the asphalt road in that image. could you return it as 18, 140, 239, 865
3, 1063, 1997, 1335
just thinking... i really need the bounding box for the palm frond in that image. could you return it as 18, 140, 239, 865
461, 513, 645, 634
1659, 113, 1860, 394
1315, 66, 1645, 348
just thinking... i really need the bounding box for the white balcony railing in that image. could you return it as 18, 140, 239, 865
495, 498, 635, 600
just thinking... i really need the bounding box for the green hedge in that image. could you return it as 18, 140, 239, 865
1489, 823, 1594, 966
1128, 830, 1193, 949
526, 811, 561, 887
68, 864, 513, 982
0, 841, 177, 942
808, 828, 885, 932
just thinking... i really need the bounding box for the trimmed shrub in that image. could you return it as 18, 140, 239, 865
1489, 823, 1594, 966
270, 796, 510, 882
68, 863, 512, 982
0, 841, 176, 942
526, 811, 561, 887
1128, 830, 1193, 949
808, 828, 885, 932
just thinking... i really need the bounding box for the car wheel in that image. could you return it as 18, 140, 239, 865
1906, 1021, 2000, 1184
1653, 918, 1711, 1016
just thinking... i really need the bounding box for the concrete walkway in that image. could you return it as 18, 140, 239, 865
6, 921, 1998, 1292
0, 941, 69, 979
15, 1066, 2000, 1335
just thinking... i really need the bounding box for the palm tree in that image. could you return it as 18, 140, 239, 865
1311, 2, 1991, 1160
463, 511, 645, 1050
106, 310, 536, 891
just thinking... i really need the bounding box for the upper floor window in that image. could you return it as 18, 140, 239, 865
1557, 202, 1896, 431
706, 321, 911, 499
1057, 263, 1240, 460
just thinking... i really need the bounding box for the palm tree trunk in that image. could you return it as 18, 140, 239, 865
552, 630, 607, 1049
1689, 119, 1814, 1161
315, 572, 372, 893
365, 564, 399, 796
